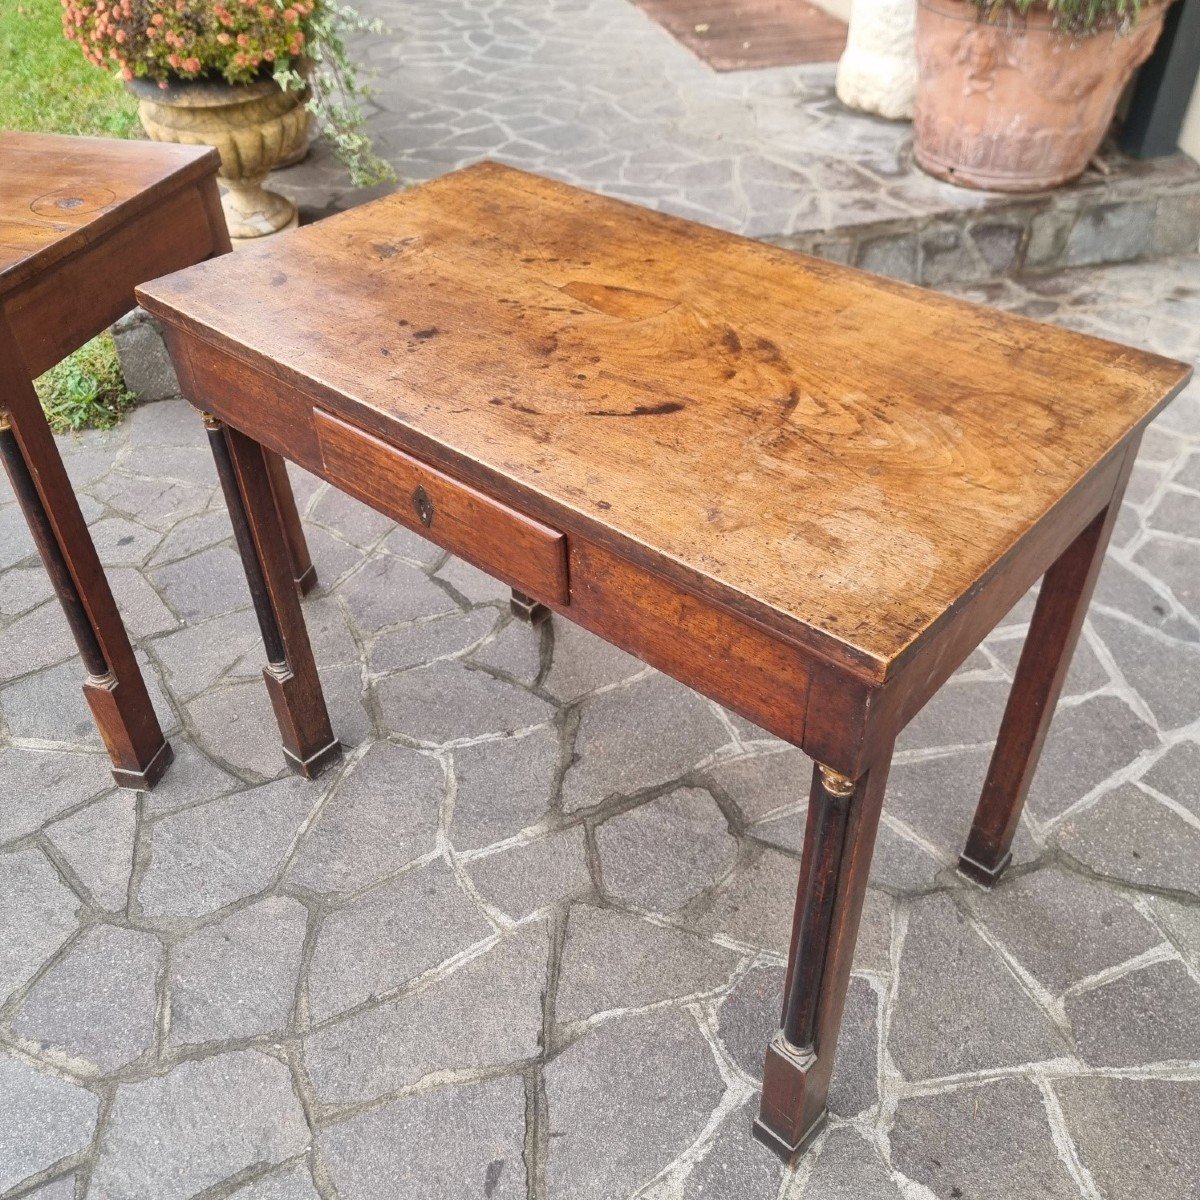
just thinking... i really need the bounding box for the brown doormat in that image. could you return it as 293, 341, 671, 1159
634, 0, 848, 70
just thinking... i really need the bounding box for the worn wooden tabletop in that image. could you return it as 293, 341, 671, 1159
138, 161, 1190, 680
0, 131, 215, 297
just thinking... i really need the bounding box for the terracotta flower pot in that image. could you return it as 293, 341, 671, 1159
128, 76, 309, 241
913, 0, 1168, 192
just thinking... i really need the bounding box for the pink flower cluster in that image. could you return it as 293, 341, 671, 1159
62, 0, 313, 84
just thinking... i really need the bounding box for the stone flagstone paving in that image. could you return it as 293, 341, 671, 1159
2, 256, 1200, 1198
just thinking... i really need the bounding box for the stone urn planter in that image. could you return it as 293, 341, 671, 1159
128, 77, 309, 242
913, 0, 1168, 191
836, 0, 918, 120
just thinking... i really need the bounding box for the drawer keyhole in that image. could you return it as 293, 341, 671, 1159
412, 484, 435, 527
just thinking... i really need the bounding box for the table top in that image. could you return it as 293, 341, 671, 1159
138, 162, 1191, 679
0, 132, 217, 297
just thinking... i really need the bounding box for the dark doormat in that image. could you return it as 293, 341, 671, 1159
634, 0, 848, 70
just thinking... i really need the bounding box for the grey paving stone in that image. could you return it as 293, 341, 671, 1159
138, 742, 243, 816
306, 921, 546, 1104
597, 787, 737, 912
799, 1128, 904, 1199
545, 1007, 726, 1200
1093, 556, 1198, 640
90, 471, 213, 534
0, 1052, 99, 1194
1142, 739, 1200, 818
45, 792, 137, 911
309, 487, 396, 548
0, 746, 112, 844
703, 747, 812, 823
1057, 783, 1200, 895
341, 554, 456, 632
886, 747, 1037, 867
467, 826, 591, 921
122, 397, 206, 448
86, 516, 160, 568
680, 1099, 785, 1200
542, 618, 643, 701
988, 632, 1109, 697
1066, 958, 1200, 1067
0, 849, 80, 1006
13, 924, 162, 1073
379, 520, 445, 566
368, 606, 496, 673
1055, 1076, 1200, 1200
434, 555, 511, 605
319, 1075, 527, 1200
692, 847, 798, 956
891, 1077, 1079, 1200
1151, 897, 1200, 968
149, 606, 263, 700
0, 601, 77, 682
1093, 612, 1200, 731
451, 725, 560, 851
148, 544, 252, 623
377, 658, 554, 743
468, 615, 543, 685
0, 501, 35, 569
300, 524, 367, 586
1026, 694, 1162, 820
971, 865, 1162, 996
895, 678, 1012, 753
557, 905, 740, 1024
170, 896, 309, 1045
1135, 533, 1200, 621
868, 819, 947, 892
286, 742, 443, 894
562, 673, 729, 811
108, 567, 180, 639
0, 565, 53, 617
747, 804, 807, 854
306, 859, 493, 1020
229, 1162, 320, 1199
146, 509, 233, 567
185, 678, 297, 779
139, 777, 321, 919
89, 1051, 309, 1200
889, 894, 1066, 1080
24, 1176, 79, 1198
715, 961, 783, 1084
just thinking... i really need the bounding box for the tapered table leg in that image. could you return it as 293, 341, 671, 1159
959, 450, 1137, 886
510, 588, 550, 625
754, 752, 893, 1161
204, 414, 340, 778
0, 396, 172, 788
263, 448, 318, 596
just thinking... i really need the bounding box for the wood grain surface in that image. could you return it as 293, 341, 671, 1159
0, 131, 217, 297
137, 161, 1191, 681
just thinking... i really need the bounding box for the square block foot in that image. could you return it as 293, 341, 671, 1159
958, 850, 1012, 888
283, 738, 343, 780
111, 739, 175, 792
752, 1107, 828, 1165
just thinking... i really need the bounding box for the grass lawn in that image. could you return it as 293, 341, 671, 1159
3, 0, 142, 430
0, 0, 139, 137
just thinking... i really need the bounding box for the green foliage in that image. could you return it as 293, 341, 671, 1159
36, 335, 135, 435
971, 0, 1145, 37
0, 0, 139, 136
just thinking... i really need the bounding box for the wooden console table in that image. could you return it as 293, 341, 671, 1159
137, 163, 1189, 1160
0, 133, 315, 788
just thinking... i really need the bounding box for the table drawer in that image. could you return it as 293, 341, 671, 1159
314, 409, 568, 605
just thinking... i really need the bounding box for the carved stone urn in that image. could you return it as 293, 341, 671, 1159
128, 77, 308, 241
913, 0, 1168, 191
836, 0, 918, 120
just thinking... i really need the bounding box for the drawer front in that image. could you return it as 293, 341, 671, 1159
315, 409, 568, 605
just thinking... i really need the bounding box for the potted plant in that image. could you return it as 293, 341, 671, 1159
63, 0, 394, 240
913, 0, 1169, 191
